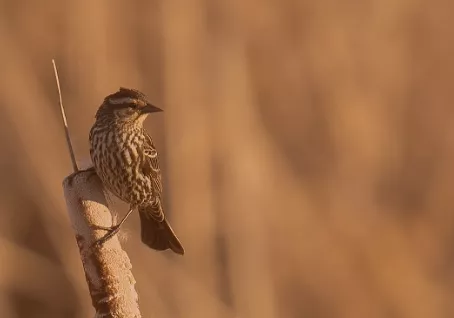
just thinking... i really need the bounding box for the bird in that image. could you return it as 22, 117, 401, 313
88, 87, 184, 255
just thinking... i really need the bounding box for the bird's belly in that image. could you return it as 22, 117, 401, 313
98, 159, 154, 205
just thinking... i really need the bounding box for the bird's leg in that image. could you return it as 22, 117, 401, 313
93, 206, 135, 246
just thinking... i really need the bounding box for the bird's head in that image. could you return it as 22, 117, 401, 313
96, 87, 162, 125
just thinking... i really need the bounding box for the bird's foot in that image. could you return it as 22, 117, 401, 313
92, 224, 121, 247
83, 166, 99, 182
90, 207, 135, 248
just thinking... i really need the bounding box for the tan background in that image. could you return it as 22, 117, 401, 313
0, 0, 454, 317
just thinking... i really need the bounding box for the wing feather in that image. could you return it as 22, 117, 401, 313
141, 131, 164, 222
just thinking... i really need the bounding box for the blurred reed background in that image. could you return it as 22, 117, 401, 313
0, 0, 453, 317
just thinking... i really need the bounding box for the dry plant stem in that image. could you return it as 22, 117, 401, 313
53, 59, 141, 317
52, 59, 79, 172
63, 170, 142, 318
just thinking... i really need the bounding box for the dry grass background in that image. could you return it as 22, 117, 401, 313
0, 0, 453, 317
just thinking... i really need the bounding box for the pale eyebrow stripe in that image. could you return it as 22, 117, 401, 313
109, 97, 136, 104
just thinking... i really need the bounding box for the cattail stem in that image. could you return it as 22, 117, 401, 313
63, 171, 142, 318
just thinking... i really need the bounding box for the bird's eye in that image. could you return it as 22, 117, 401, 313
135, 100, 146, 109
120, 106, 136, 115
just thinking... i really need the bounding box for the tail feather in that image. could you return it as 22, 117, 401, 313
138, 210, 184, 255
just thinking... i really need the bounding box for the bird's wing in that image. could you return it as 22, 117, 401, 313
141, 131, 165, 222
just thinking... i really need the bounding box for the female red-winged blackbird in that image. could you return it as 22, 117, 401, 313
89, 87, 184, 255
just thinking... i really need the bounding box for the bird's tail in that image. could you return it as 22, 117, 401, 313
138, 208, 185, 255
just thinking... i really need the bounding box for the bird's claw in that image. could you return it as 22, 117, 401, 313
85, 167, 98, 179
92, 224, 115, 231
92, 224, 121, 247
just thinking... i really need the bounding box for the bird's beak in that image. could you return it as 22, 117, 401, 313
141, 103, 163, 114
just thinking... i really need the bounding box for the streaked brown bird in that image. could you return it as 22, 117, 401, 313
89, 87, 184, 255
